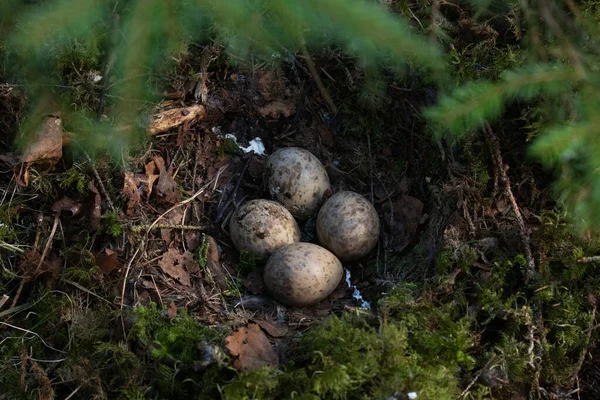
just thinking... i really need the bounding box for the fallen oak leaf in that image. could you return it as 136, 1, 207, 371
224, 323, 278, 371
157, 248, 198, 286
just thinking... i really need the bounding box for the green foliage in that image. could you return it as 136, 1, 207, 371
425, 63, 576, 138
424, 0, 600, 233
4, 0, 444, 159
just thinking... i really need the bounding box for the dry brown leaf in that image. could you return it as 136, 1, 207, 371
88, 180, 101, 230
19, 115, 63, 166
224, 323, 278, 371
122, 172, 140, 215
154, 156, 180, 203
147, 104, 207, 135
185, 231, 201, 251
143, 160, 160, 198
51, 197, 81, 216
157, 248, 198, 286
95, 248, 120, 275
251, 319, 288, 338
257, 100, 296, 118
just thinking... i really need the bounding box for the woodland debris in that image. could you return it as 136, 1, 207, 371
88, 180, 102, 230
51, 197, 81, 216
157, 248, 197, 287
203, 235, 228, 291
484, 123, 535, 281
224, 323, 279, 371
257, 100, 296, 118
122, 172, 141, 215
153, 156, 181, 203
19, 114, 63, 166
26, 356, 54, 400
147, 104, 207, 135
251, 319, 288, 338
95, 248, 120, 275
144, 159, 160, 198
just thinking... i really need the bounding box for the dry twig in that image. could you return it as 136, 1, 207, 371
484, 123, 535, 281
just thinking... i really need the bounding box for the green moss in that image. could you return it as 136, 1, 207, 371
131, 304, 223, 361
221, 292, 473, 400
58, 166, 87, 194
449, 43, 521, 84
102, 211, 123, 237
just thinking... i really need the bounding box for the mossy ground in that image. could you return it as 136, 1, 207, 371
1, 1, 600, 400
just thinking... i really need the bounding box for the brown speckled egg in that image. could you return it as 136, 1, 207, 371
316, 191, 380, 261
264, 242, 343, 307
230, 199, 301, 260
265, 147, 330, 219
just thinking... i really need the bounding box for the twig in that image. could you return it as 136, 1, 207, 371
11, 214, 60, 308
484, 123, 535, 281
64, 385, 83, 400
300, 43, 338, 114
146, 165, 227, 234
83, 151, 116, 212
36, 214, 59, 276
460, 355, 496, 397
571, 293, 597, 383
130, 223, 208, 233
120, 248, 140, 312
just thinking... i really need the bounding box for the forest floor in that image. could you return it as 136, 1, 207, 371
1, 2, 600, 400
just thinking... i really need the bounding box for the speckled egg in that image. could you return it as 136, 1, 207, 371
265, 147, 331, 219
316, 191, 380, 261
263, 242, 343, 307
230, 199, 301, 260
